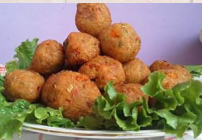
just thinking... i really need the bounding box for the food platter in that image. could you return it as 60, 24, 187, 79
1, 3, 202, 140
23, 123, 165, 140
22, 76, 202, 140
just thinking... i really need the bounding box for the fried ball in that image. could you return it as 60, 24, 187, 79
150, 60, 173, 72
64, 32, 100, 66
4, 70, 44, 103
30, 40, 65, 75
98, 23, 141, 62
150, 60, 192, 89
41, 71, 101, 121
123, 58, 150, 84
75, 3, 112, 37
79, 56, 125, 89
159, 69, 191, 89
172, 65, 192, 77
115, 83, 148, 104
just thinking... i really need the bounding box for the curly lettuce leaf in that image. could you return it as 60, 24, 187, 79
5, 61, 19, 73
5, 38, 39, 73
0, 96, 74, 140
78, 81, 152, 131
186, 65, 202, 77
142, 72, 202, 138
0, 76, 4, 92
0, 98, 35, 140
31, 107, 74, 128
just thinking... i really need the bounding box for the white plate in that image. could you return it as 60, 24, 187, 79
23, 123, 165, 140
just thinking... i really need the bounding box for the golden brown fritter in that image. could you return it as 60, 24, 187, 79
115, 83, 148, 104
123, 58, 150, 84
79, 56, 125, 89
41, 71, 101, 121
150, 60, 192, 89
4, 70, 44, 103
75, 3, 112, 37
98, 23, 141, 62
172, 65, 192, 77
30, 40, 65, 75
150, 60, 173, 72
159, 69, 191, 89
64, 32, 100, 66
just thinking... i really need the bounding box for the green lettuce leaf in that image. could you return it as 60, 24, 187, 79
0, 97, 35, 140
186, 65, 202, 77
78, 81, 152, 131
0, 96, 74, 140
32, 107, 74, 128
0, 76, 4, 92
5, 38, 39, 73
142, 72, 202, 138
79, 75, 202, 138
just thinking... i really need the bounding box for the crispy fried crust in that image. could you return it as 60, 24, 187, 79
75, 3, 112, 37
64, 32, 100, 66
41, 71, 101, 121
4, 70, 45, 103
79, 56, 125, 89
159, 69, 191, 89
30, 40, 65, 75
98, 23, 141, 62
123, 58, 150, 84
149, 60, 192, 89
150, 60, 173, 72
115, 83, 148, 104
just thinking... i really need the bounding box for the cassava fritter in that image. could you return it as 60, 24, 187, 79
75, 3, 112, 37
159, 69, 191, 89
41, 71, 101, 121
4, 70, 44, 103
98, 23, 141, 62
30, 40, 65, 75
150, 60, 192, 89
79, 56, 125, 89
64, 32, 100, 66
115, 83, 148, 104
150, 60, 173, 72
123, 58, 150, 84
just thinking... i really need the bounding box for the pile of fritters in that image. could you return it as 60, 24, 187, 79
4, 4, 191, 121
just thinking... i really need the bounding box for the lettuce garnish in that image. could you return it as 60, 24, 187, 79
79, 72, 202, 138
5, 38, 39, 73
186, 65, 202, 77
1, 38, 202, 139
78, 81, 152, 131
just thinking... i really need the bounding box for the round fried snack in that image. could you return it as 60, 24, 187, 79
41, 71, 101, 121
159, 69, 191, 89
75, 3, 112, 37
124, 58, 150, 84
150, 60, 192, 87
4, 70, 44, 103
172, 65, 192, 77
64, 32, 100, 66
79, 56, 125, 90
30, 40, 65, 75
150, 60, 173, 72
115, 83, 148, 104
98, 23, 141, 62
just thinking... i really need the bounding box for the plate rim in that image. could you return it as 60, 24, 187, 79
23, 123, 166, 139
